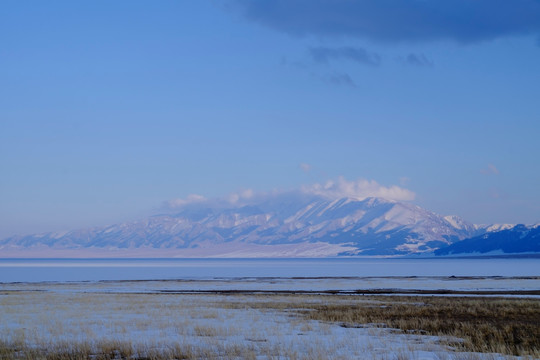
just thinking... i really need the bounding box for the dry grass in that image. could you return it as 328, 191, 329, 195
208, 294, 540, 357
0, 340, 195, 360
299, 296, 540, 357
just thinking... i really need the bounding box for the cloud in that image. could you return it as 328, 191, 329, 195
299, 163, 312, 173
164, 189, 259, 210
281, 57, 308, 70
320, 72, 356, 87
281, 56, 356, 87
228, 189, 255, 204
165, 194, 207, 208
400, 53, 433, 67
164, 177, 415, 211
489, 188, 502, 199
301, 177, 416, 201
481, 164, 500, 175
310, 46, 381, 66
233, 0, 540, 44
399, 177, 411, 186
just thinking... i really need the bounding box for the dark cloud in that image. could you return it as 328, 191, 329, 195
281, 54, 357, 88
321, 72, 356, 87
233, 0, 540, 44
401, 53, 433, 67
310, 46, 381, 66
280, 57, 308, 69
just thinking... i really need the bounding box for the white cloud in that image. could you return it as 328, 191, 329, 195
165, 177, 415, 210
301, 176, 415, 201
299, 163, 312, 173
481, 164, 500, 175
165, 194, 207, 208
228, 189, 255, 204
399, 176, 411, 186
488, 188, 503, 199
166, 189, 257, 210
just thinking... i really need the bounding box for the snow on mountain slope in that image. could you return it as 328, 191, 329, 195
474, 223, 516, 232
0, 195, 492, 257
435, 224, 540, 256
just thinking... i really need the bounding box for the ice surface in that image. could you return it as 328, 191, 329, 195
0, 258, 538, 283
1, 276, 539, 297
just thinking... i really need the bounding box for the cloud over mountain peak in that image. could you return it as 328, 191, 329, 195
164, 177, 415, 211
301, 177, 415, 202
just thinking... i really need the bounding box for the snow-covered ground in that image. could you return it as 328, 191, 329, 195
1, 278, 538, 359
1, 259, 538, 359
0, 283, 524, 360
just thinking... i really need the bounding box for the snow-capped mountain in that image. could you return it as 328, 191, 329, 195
0, 194, 492, 257
434, 223, 540, 256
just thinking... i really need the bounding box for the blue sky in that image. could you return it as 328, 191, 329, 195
1, 1, 540, 238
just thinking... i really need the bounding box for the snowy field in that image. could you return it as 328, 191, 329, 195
1, 277, 539, 359
0, 290, 447, 360
1, 259, 538, 359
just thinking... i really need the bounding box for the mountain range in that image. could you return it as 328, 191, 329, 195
435, 224, 540, 256
0, 193, 537, 257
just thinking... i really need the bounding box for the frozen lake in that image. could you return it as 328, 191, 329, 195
0, 257, 539, 282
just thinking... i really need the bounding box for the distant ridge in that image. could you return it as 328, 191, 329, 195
0, 193, 537, 258
434, 224, 540, 256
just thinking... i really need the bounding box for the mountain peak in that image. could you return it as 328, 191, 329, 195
0, 194, 488, 258
443, 215, 475, 231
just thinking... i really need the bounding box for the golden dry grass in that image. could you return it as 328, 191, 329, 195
239, 295, 540, 357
